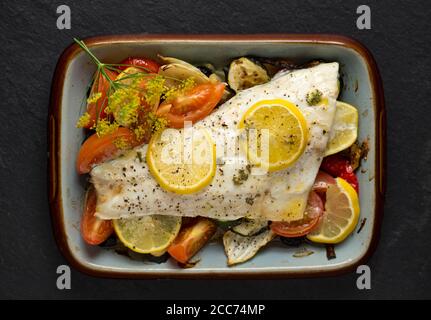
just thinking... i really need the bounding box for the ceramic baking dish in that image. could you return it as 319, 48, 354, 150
48, 34, 385, 278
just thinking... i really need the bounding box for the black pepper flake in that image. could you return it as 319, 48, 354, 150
245, 196, 254, 205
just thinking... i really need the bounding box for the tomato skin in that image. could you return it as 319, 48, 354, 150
340, 171, 359, 193
81, 187, 113, 245
85, 69, 117, 129
159, 82, 225, 129
270, 191, 324, 238
321, 154, 359, 193
168, 218, 217, 263
76, 128, 141, 174
118, 57, 160, 73
321, 154, 352, 176
313, 170, 336, 196
170, 84, 214, 115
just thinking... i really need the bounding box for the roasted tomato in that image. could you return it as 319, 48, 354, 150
84, 69, 117, 129
270, 191, 324, 238
157, 82, 225, 128
168, 218, 217, 263
81, 187, 113, 245
118, 57, 160, 73
320, 154, 359, 193
76, 128, 142, 174
312, 170, 336, 196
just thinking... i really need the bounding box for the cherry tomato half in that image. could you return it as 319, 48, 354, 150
270, 191, 324, 238
157, 82, 225, 129
168, 218, 217, 263
81, 187, 113, 245
84, 69, 117, 129
118, 57, 160, 73
76, 127, 142, 174
320, 154, 359, 193
312, 170, 336, 196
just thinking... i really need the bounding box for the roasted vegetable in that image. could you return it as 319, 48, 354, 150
280, 236, 307, 247
158, 62, 210, 86
231, 219, 268, 236
118, 57, 160, 73
320, 154, 359, 193
251, 57, 298, 76
223, 229, 275, 266
168, 218, 217, 263
158, 55, 230, 101
81, 187, 114, 245
197, 64, 216, 77
227, 57, 270, 92
156, 82, 226, 129
215, 218, 242, 230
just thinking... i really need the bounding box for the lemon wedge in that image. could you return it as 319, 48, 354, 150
147, 128, 216, 194
113, 215, 181, 254
238, 99, 308, 172
307, 177, 360, 244
325, 101, 359, 156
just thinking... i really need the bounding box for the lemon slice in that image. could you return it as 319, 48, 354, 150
307, 177, 360, 244
325, 101, 359, 156
113, 215, 181, 254
238, 99, 308, 172
147, 128, 216, 194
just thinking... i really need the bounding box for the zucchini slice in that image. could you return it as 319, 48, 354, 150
231, 219, 268, 236
227, 57, 270, 92
223, 230, 275, 266
215, 218, 242, 230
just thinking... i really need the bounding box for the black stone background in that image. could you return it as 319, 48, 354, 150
0, 0, 430, 299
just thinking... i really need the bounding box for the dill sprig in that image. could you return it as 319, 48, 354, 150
74, 38, 118, 90
74, 38, 194, 141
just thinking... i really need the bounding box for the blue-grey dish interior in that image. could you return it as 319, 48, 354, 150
52, 36, 383, 277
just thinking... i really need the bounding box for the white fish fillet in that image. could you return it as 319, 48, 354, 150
91, 63, 339, 221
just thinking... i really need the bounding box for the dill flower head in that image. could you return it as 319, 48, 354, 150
133, 124, 148, 141
144, 75, 166, 106
94, 118, 119, 137
147, 112, 168, 133
86, 92, 102, 104
106, 88, 141, 127
163, 78, 195, 102
76, 112, 91, 128
113, 137, 130, 150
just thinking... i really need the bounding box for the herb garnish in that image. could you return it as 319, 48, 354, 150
232, 165, 251, 185
306, 89, 323, 106
74, 38, 192, 143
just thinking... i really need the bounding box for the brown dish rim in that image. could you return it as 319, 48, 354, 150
48, 34, 386, 279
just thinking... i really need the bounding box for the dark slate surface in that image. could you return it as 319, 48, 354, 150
0, 0, 430, 299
